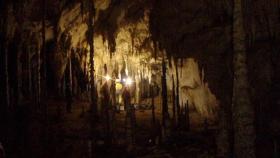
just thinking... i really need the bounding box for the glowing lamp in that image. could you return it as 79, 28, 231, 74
116, 82, 123, 90
125, 77, 133, 86
104, 75, 111, 81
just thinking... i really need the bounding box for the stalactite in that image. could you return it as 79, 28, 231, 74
180, 58, 183, 78
135, 77, 140, 104
152, 41, 157, 60
69, 52, 73, 93
71, 54, 76, 96
88, 0, 97, 116
130, 28, 135, 55
87, 1, 97, 156
172, 74, 176, 126
175, 59, 180, 124
84, 48, 88, 78
80, 0, 84, 17
62, 72, 66, 98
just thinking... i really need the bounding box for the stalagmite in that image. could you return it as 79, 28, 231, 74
150, 83, 156, 125
123, 86, 135, 149
110, 75, 117, 144
185, 100, 190, 131
100, 77, 111, 145
161, 54, 169, 130
65, 56, 73, 113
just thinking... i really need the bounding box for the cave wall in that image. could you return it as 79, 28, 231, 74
0, 0, 228, 120
1, 0, 280, 128
149, 0, 233, 122
149, 0, 280, 135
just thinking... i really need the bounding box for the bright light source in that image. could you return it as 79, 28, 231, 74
104, 75, 111, 81
125, 77, 133, 86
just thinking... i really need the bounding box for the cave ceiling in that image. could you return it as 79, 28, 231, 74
4, 0, 280, 58
7, 0, 236, 59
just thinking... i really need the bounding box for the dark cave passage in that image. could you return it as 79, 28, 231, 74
1, 0, 280, 158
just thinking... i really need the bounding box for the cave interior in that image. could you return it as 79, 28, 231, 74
0, 0, 280, 158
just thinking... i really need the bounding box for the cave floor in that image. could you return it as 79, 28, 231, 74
5, 100, 217, 158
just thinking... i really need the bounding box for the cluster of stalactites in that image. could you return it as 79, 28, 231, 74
167, 57, 219, 120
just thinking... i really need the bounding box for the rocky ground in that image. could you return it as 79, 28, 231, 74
4, 99, 217, 158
